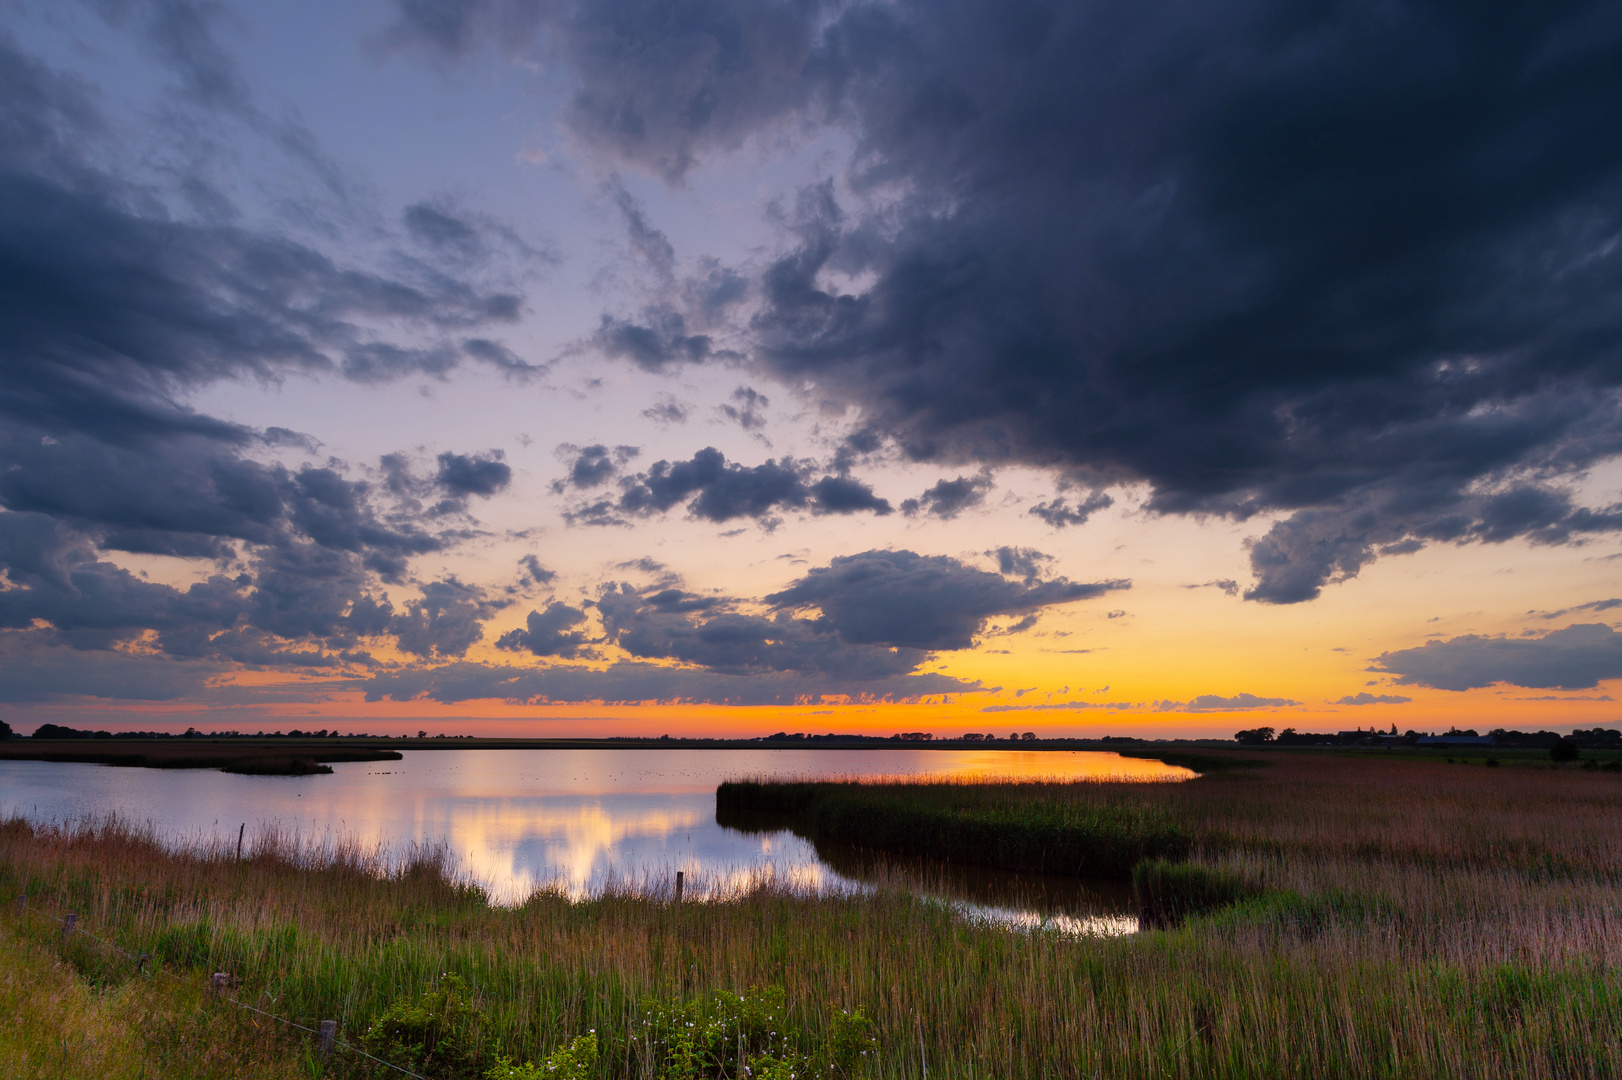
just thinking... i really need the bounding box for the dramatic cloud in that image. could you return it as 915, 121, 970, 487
1373, 624, 1622, 692
766, 549, 1126, 651
394, 0, 1622, 602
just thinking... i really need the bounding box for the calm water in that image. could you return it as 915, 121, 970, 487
0, 748, 1190, 931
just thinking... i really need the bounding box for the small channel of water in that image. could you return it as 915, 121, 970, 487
0, 747, 1190, 932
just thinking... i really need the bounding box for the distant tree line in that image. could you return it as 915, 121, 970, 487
1234, 725, 1622, 751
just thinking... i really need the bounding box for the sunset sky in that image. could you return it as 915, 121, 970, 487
4, 0, 1622, 738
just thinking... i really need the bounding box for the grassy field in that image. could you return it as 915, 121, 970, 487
3, 751, 1621, 1078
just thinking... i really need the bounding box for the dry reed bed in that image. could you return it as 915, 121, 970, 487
2, 754, 1621, 1078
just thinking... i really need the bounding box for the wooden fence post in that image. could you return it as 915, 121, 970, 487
62, 913, 76, 940
236, 823, 245, 861
675, 870, 684, 904
318, 1020, 337, 1056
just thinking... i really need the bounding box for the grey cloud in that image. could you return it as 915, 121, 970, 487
396, 0, 1622, 603
641, 395, 691, 425
385, 0, 821, 183
981, 700, 1135, 713
389, 578, 508, 659
518, 554, 557, 585
719, 385, 769, 430
1246, 487, 1622, 604
1333, 692, 1412, 705
901, 474, 992, 519
992, 546, 1053, 585
554, 443, 640, 491
606, 174, 676, 275
574, 446, 893, 524
1186, 580, 1241, 597
1156, 694, 1301, 712
435, 450, 512, 497
1539, 598, 1622, 620
495, 601, 597, 658
1029, 492, 1113, 529
805, 475, 891, 516
360, 658, 976, 707
0, 630, 222, 702
1373, 623, 1622, 692
766, 548, 1127, 651
593, 308, 712, 371
597, 583, 925, 680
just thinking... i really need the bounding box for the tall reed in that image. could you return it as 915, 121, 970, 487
3, 753, 1621, 1078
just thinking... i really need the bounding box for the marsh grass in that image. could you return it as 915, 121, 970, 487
4, 754, 1622, 1077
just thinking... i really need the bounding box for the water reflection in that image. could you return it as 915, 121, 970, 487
716, 806, 1140, 934
0, 747, 1186, 928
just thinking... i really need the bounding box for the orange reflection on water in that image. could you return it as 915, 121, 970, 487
808, 748, 1196, 784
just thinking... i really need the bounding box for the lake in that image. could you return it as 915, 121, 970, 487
0, 747, 1192, 932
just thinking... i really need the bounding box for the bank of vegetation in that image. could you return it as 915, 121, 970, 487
3, 753, 1621, 1078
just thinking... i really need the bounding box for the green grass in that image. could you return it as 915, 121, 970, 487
717, 778, 1191, 878
5, 752, 1622, 1078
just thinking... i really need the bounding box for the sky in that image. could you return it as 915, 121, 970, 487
4, 0, 1622, 738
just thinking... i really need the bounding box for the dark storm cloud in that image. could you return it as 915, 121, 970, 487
395, 0, 1622, 603
1373, 623, 1622, 692
765, 548, 1127, 651
495, 601, 598, 658
570, 447, 892, 524
900, 474, 993, 519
